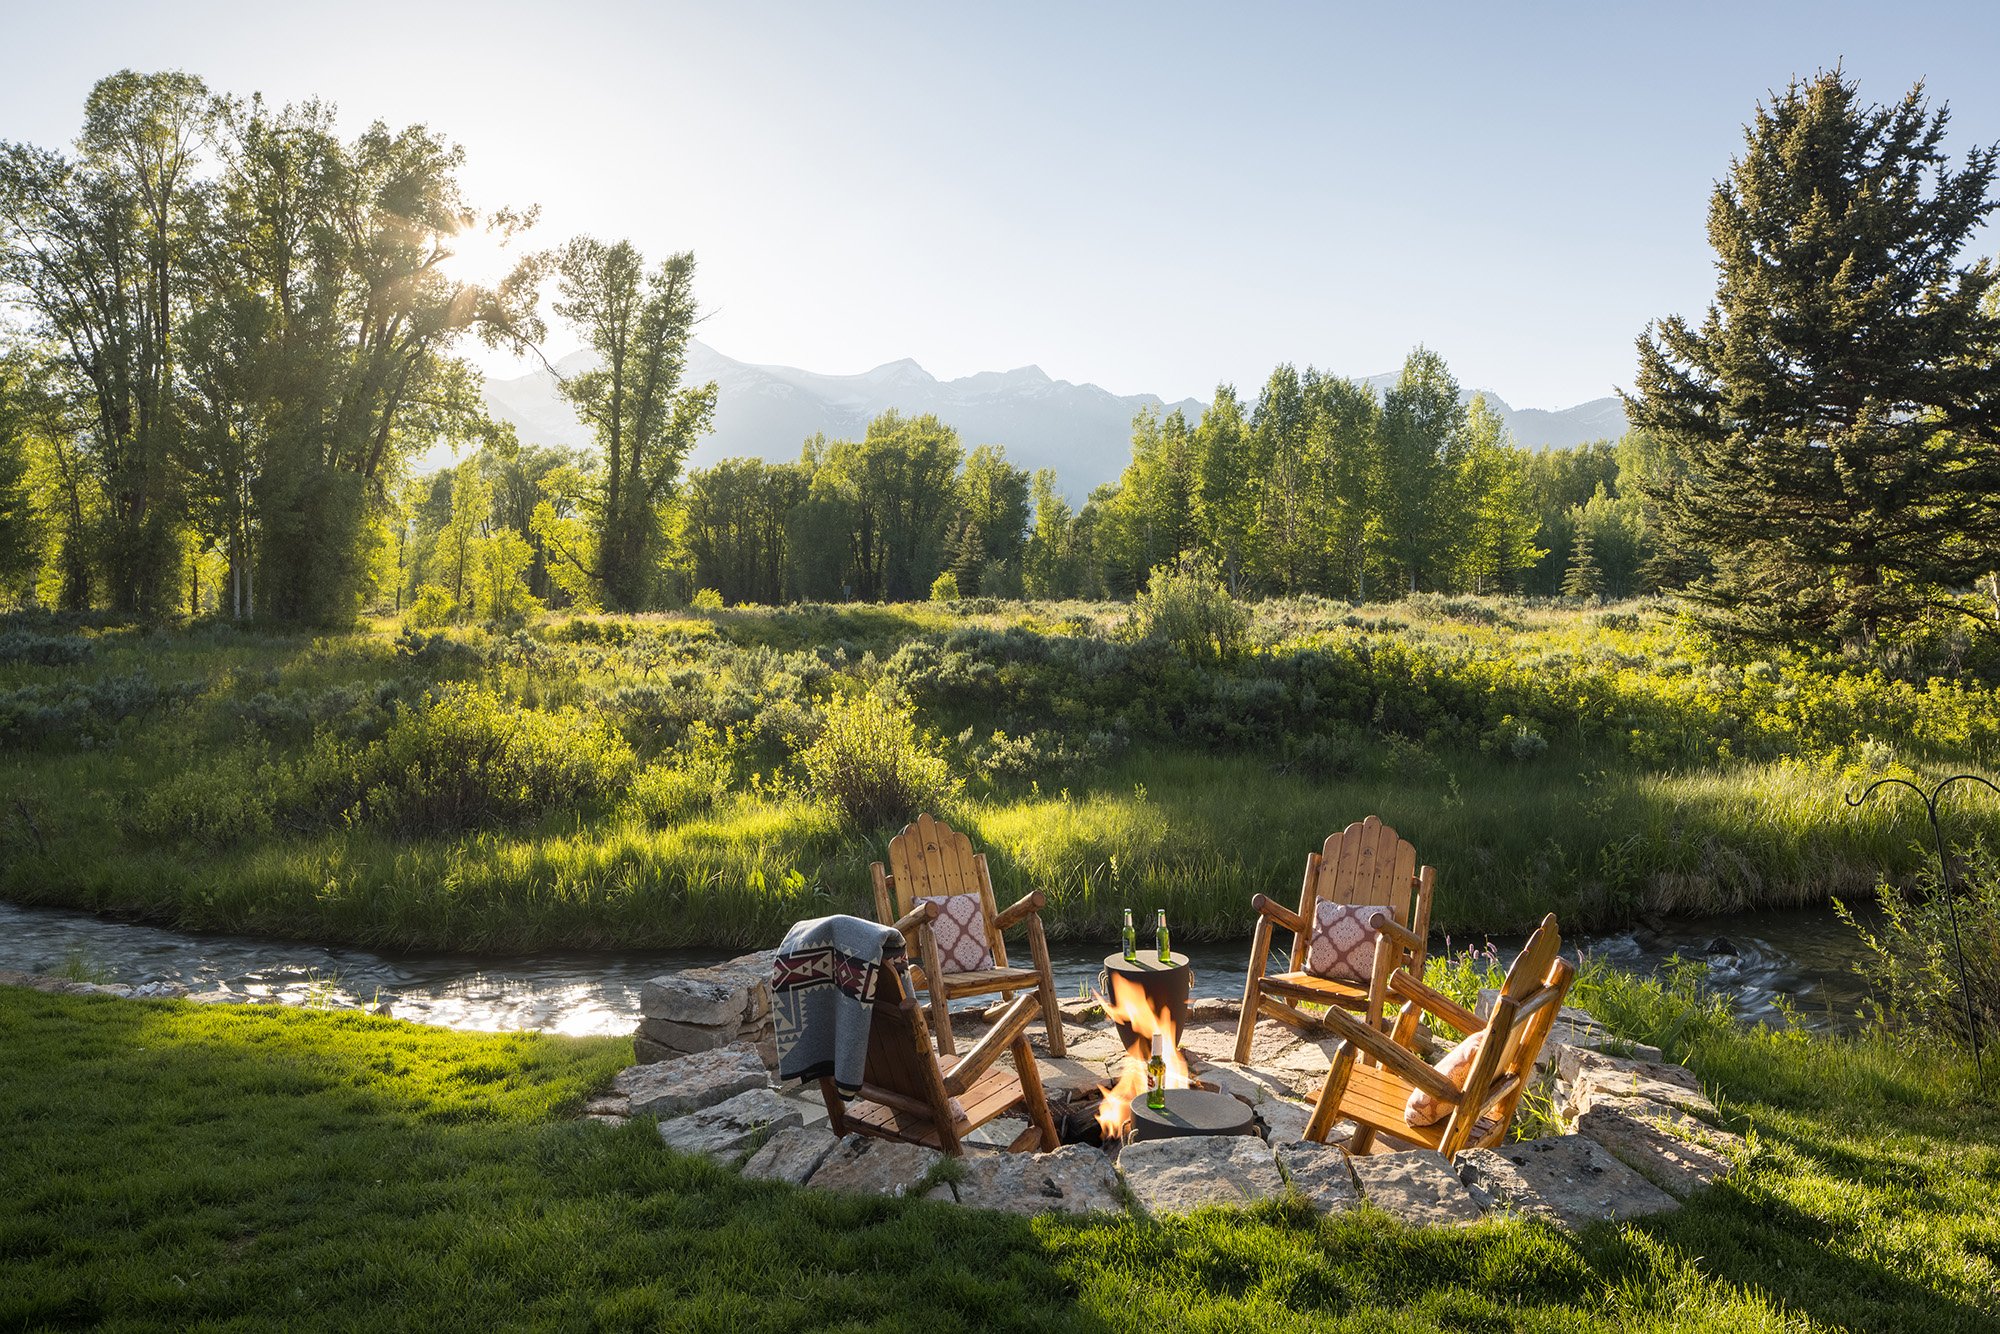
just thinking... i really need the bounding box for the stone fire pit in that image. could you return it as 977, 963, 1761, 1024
595, 953, 1747, 1227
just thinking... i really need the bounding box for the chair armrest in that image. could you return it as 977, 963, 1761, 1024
891, 900, 938, 938
1385, 969, 1482, 1036
1316, 1004, 1462, 1102
1374, 918, 1423, 954
991, 890, 1046, 932
1251, 894, 1305, 934
942, 991, 1040, 1096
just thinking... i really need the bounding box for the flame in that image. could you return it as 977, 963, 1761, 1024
1093, 971, 1191, 1139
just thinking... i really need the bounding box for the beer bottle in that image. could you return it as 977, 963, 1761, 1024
1155, 908, 1171, 963
1122, 908, 1137, 962
1146, 1031, 1167, 1110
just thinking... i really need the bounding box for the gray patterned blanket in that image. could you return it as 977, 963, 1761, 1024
772, 914, 904, 1096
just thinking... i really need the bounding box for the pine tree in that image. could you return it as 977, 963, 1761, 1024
1627, 70, 2000, 646
1562, 526, 1604, 599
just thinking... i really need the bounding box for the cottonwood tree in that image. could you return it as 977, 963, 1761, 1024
1628, 70, 2000, 646
547, 237, 716, 611
1456, 396, 1545, 594
1374, 347, 1467, 592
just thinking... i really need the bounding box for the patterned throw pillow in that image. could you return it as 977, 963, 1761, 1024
916, 894, 994, 973
1404, 1030, 1487, 1126
1306, 901, 1392, 983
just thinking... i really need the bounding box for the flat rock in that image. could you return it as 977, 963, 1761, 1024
637, 1015, 744, 1056
1062, 1032, 1129, 1064
1572, 1101, 1740, 1199
1197, 1062, 1295, 1106
640, 975, 755, 1029
1567, 1074, 1717, 1124
655, 1087, 801, 1162
1275, 1141, 1361, 1213
1455, 1137, 1676, 1229
806, 1135, 942, 1198
1256, 1098, 1315, 1146
185, 989, 251, 1005
1035, 1056, 1114, 1095
1187, 996, 1240, 1021
1267, 1037, 1340, 1080
1118, 1135, 1284, 1214
615, 1043, 770, 1117
1176, 1019, 1294, 1068
741, 1125, 841, 1185
1350, 1150, 1486, 1227
965, 1117, 1030, 1149
947, 1145, 1126, 1215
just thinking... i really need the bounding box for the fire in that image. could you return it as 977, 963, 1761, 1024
1093, 972, 1191, 1139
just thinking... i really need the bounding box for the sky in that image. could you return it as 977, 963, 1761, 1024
4, 0, 2000, 409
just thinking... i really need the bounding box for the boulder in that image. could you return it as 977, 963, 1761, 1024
636, 951, 776, 1062
641, 976, 754, 1029
1187, 996, 1240, 1021
806, 1136, 942, 1198
1455, 1137, 1675, 1229
655, 1088, 801, 1162
741, 1126, 841, 1185
1117, 1135, 1285, 1214
637, 1015, 745, 1056
1349, 1150, 1486, 1226
1275, 1141, 1361, 1213
945, 1145, 1126, 1215
614, 1043, 770, 1118
1571, 1101, 1740, 1198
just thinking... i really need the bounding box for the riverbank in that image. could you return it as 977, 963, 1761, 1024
4, 968, 1994, 1330
1, 598, 1990, 953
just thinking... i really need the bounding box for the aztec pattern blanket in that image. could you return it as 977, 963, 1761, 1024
772, 914, 904, 1096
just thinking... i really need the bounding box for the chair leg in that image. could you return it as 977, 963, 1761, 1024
1235, 914, 1275, 1064
1304, 1043, 1356, 1143
1013, 1034, 1060, 1150
1025, 914, 1066, 1057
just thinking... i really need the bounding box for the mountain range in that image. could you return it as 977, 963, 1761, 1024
481, 342, 1629, 500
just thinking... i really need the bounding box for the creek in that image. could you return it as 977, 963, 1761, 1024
0, 901, 1876, 1038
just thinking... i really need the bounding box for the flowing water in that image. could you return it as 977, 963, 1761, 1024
0, 900, 1878, 1037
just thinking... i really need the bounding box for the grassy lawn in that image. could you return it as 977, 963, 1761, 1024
4, 985, 1996, 1331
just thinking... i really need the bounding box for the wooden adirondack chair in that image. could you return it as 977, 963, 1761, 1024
1234, 815, 1436, 1064
871, 813, 1066, 1058
817, 947, 1060, 1156
1301, 912, 1575, 1158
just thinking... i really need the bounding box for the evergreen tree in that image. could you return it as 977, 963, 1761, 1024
1561, 525, 1604, 598
1628, 70, 2000, 645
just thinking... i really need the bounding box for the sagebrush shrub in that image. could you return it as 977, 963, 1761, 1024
1136, 555, 1249, 664
798, 692, 960, 829
283, 684, 635, 834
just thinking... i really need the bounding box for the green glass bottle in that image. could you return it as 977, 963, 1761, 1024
1155, 908, 1171, 963
1121, 908, 1137, 962
1146, 1031, 1167, 1110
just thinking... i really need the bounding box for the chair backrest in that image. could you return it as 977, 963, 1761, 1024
873, 813, 1009, 969
1293, 815, 1435, 963
1454, 913, 1573, 1141
859, 959, 951, 1114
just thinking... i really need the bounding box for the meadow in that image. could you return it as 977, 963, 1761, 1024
1, 595, 1994, 953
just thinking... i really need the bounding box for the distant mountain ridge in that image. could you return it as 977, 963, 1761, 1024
482, 343, 1628, 500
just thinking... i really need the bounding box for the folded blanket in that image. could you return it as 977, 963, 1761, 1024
772, 914, 904, 1096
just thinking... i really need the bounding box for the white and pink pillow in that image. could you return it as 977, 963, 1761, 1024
1306, 901, 1392, 983
916, 894, 994, 973
1405, 1030, 1487, 1126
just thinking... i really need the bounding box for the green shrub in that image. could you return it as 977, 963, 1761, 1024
1136, 554, 1249, 664
0, 672, 202, 750
1839, 842, 2000, 1049
929, 571, 960, 603
626, 722, 736, 826
691, 588, 725, 612
132, 749, 276, 848
405, 584, 456, 628
284, 684, 636, 835
797, 691, 960, 829
0, 630, 94, 666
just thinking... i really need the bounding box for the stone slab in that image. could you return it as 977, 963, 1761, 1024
641, 975, 754, 1028
638, 1015, 744, 1054
615, 1043, 770, 1117
1275, 1141, 1361, 1213
1572, 1101, 1740, 1199
1350, 1150, 1486, 1227
1063, 1032, 1129, 1064
1117, 1135, 1285, 1214
1197, 1062, 1295, 1107
1256, 1098, 1314, 1146
741, 1125, 841, 1185
655, 1087, 801, 1162
1176, 1019, 1295, 1068
1560, 1049, 1716, 1121
806, 1135, 942, 1198
946, 1145, 1127, 1215
1035, 1056, 1115, 1095
1456, 1137, 1676, 1229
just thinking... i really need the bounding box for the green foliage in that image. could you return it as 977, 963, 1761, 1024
690, 587, 725, 612
286, 684, 635, 835
1839, 841, 2000, 1048
1134, 554, 1248, 663
797, 690, 960, 829
0, 671, 200, 749
626, 721, 736, 826
405, 584, 456, 628
1630, 70, 2000, 648
132, 748, 277, 848
928, 571, 960, 603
